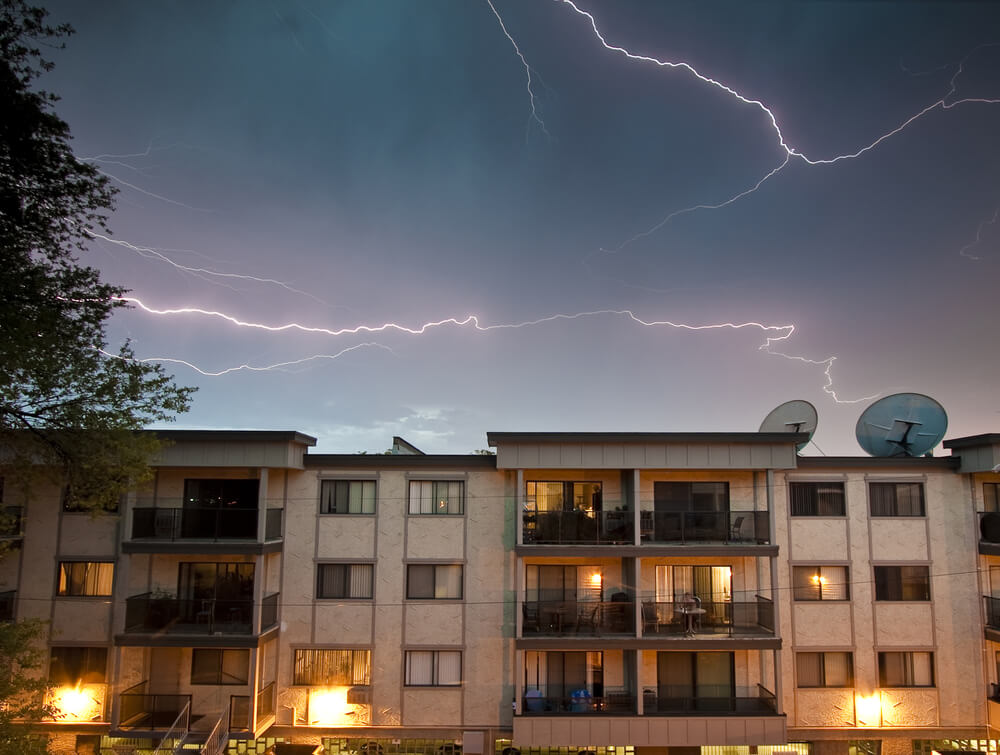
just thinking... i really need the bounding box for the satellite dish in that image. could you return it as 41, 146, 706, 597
855, 393, 947, 457
759, 400, 818, 452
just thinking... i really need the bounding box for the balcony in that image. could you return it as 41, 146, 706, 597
0, 590, 15, 621
126, 502, 283, 554
980, 512, 1000, 555
522, 599, 635, 636
641, 511, 769, 545
523, 510, 634, 545
644, 684, 778, 715
120, 592, 279, 644
119, 681, 191, 730
228, 683, 274, 737
522, 686, 635, 714
641, 597, 775, 638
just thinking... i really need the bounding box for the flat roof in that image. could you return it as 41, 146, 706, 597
487, 431, 809, 445
797, 456, 960, 469
944, 434, 1000, 449
150, 430, 317, 445
304, 454, 497, 469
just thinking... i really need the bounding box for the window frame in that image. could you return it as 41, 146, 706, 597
57, 561, 115, 597
406, 564, 464, 600
49, 646, 108, 685
407, 480, 465, 516
878, 651, 935, 688
985, 483, 1000, 513
190, 648, 250, 685
789, 481, 846, 517
795, 651, 854, 688
292, 648, 371, 686
868, 482, 925, 517
319, 479, 376, 515
792, 565, 850, 601
873, 565, 931, 601
404, 650, 463, 687
316, 562, 375, 600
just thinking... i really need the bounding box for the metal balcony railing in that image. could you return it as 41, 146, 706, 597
256, 682, 276, 727
229, 695, 251, 732
118, 681, 191, 730
124, 594, 254, 635
640, 599, 776, 637
643, 684, 778, 715
521, 686, 635, 715
522, 599, 635, 635
640, 511, 770, 544
131, 506, 260, 541
523, 510, 635, 545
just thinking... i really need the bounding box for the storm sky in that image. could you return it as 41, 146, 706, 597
41, 0, 1000, 455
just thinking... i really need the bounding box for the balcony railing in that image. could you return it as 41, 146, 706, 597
131, 506, 263, 541
640, 511, 770, 545
261, 592, 280, 630
124, 594, 254, 635
0, 590, 15, 621
644, 684, 778, 715
523, 510, 635, 545
256, 681, 276, 727
985, 596, 1000, 630
522, 686, 635, 715
523, 599, 635, 635
119, 680, 191, 730
641, 599, 776, 637
265, 508, 283, 540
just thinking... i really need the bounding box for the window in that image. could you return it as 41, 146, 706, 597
320, 480, 375, 514
525, 482, 603, 513
407, 564, 463, 599
317, 563, 374, 599
191, 649, 249, 685
796, 652, 854, 687
293, 649, 370, 686
57, 562, 114, 596
874, 565, 930, 601
49, 647, 108, 684
653, 482, 728, 512
792, 566, 849, 601
878, 651, 934, 687
408, 481, 464, 515
184, 478, 259, 508
869, 482, 925, 517
405, 650, 462, 686
986, 483, 1000, 513
790, 482, 846, 516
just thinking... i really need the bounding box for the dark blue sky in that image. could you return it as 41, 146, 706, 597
44, 0, 1000, 453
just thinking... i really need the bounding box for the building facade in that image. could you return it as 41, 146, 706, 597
2, 429, 1000, 755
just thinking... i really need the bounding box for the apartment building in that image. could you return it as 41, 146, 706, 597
1, 428, 999, 755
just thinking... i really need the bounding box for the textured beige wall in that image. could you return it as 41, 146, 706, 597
793, 603, 853, 647
793, 688, 857, 727
789, 519, 849, 561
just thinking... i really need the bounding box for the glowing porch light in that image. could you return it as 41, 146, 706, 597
309, 687, 357, 726
50, 682, 102, 722
855, 693, 881, 726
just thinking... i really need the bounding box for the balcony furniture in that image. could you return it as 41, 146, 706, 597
642, 602, 662, 633
522, 603, 540, 633
729, 515, 745, 542
678, 606, 706, 636
577, 603, 601, 633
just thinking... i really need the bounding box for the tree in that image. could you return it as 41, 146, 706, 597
0, 0, 194, 510
0, 620, 52, 755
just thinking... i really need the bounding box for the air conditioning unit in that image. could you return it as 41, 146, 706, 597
347, 686, 371, 704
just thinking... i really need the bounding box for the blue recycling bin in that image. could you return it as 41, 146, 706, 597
570, 688, 591, 712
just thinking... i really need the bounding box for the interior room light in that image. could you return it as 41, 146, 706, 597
810, 575, 827, 585
590, 573, 603, 587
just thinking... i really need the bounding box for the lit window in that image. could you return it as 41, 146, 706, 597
191, 649, 249, 685
796, 652, 853, 687
985, 483, 1000, 512
317, 564, 374, 599
57, 562, 114, 597
407, 564, 463, 599
293, 649, 370, 686
405, 651, 462, 686
878, 651, 934, 687
792, 566, 849, 600
408, 481, 463, 515
320, 480, 375, 514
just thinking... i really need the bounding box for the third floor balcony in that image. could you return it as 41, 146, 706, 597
125, 499, 283, 554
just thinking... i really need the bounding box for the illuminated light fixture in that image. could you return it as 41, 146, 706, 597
810, 575, 827, 585
855, 693, 881, 727
50, 683, 103, 722
590, 573, 603, 587
309, 687, 359, 726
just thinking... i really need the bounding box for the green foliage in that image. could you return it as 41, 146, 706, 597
0, 0, 194, 510
0, 620, 52, 755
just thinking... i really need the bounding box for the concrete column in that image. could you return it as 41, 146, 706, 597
516, 469, 524, 546
633, 468, 641, 545
256, 468, 269, 542
767, 468, 783, 712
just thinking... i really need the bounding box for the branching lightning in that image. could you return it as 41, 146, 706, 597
114, 296, 872, 403
958, 205, 999, 260
485, 0, 550, 139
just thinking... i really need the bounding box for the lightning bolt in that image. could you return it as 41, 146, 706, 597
499, 0, 1000, 253
485, 0, 550, 140
86, 231, 326, 302
114, 295, 870, 403
958, 205, 999, 261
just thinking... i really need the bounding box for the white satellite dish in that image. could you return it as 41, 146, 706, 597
759, 400, 818, 452
855, 393, 947, 457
